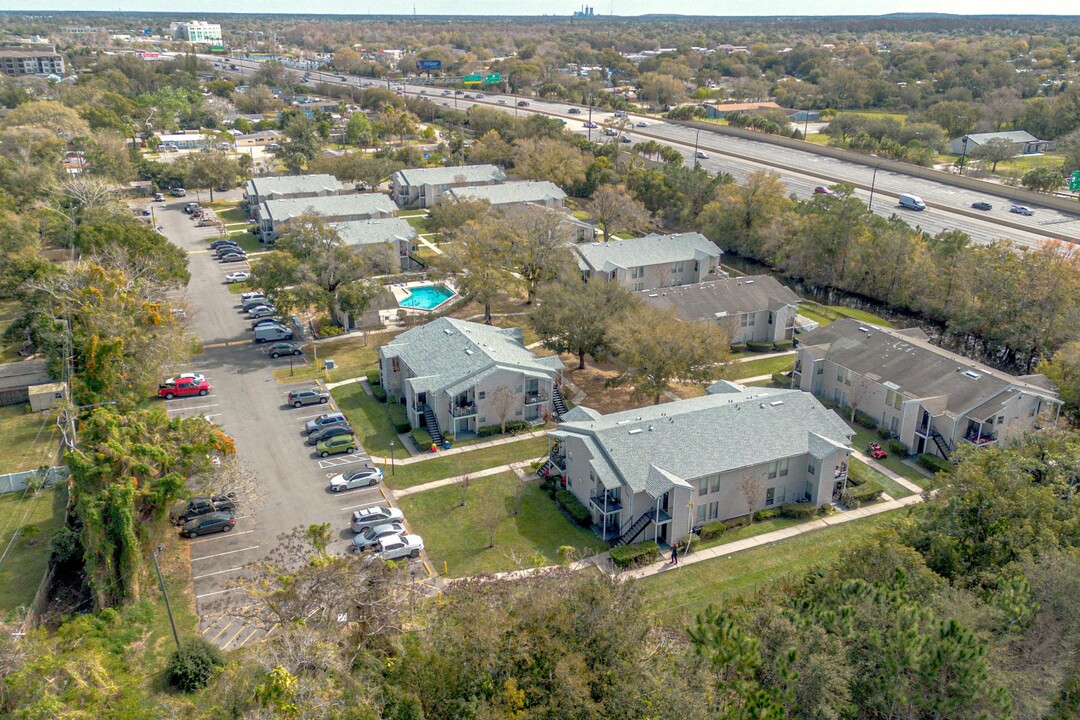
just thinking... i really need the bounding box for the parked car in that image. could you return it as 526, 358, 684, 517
210, 238, 238, 249
307, 424, 354, 446
695, 150, 709, 159
240, 290, 266, 302
567, 107, 581, 114
971, 201, 993, 211
365, 534, 424, 561
251, 317, 284, 331
216, 246, 246, 258
181, 511, 235, 538
866, 442, 888, 460
305, 411, 346, 434
247, 305, 279, 319
254, 324, 292, 343
267, 342, 302, 358
225, 271, 250, 283
219, 252, 248, 263
329, 466, 382, 491
351, 506, 405, 533
316, 434, 358, 458
288, 388, 330, 408
813, 186, 835, 195
166, 372, 205, 385
153, 192, 165, 202
171, 494, 236, 525
170, 187, 187, 197
1010, 205, 1035, 216
241, 297, 271, 311
352, 521, 405, 551
158, 378, 211, 399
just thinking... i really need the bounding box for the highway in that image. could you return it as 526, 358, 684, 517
208, 56, 1080, 249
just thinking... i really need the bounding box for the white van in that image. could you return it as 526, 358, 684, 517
254, 324, 293, 343
898, 193, 926, 211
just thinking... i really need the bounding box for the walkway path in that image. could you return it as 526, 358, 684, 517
367, 430, 547, 466
415, 234, 443, 255
393, 458, 545, 498
851, 450, 924, 495
734, 349, 796, 363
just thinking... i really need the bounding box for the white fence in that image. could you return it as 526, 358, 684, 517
0, 466, 68, 495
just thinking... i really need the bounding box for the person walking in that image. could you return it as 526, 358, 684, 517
670, 545, 679, 565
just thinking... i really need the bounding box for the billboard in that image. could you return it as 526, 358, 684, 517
416, 60, 442, 70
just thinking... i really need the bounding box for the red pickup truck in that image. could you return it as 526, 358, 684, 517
158, 378, 211, 400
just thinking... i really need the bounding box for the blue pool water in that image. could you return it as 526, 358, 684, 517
400, 284, 455, 310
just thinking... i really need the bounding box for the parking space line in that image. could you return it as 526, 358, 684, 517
167, 403, 219, 412
193, 566, 244, 580
191, 545, 260, 561
222, 623, 249, 648
341, 499, 389, 511
235, 626, 262, 648
378, 485, 388, 500
189, 530, 254, 544
196, 587, 242, 599
208, 620, 236, 643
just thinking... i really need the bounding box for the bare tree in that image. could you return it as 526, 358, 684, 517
586, 184, 654, 242
458, 474, 471, 508
846, 375, 871, 423
478, 496, 507, 548
187, 456, 264, 514
56, 175, 120, 213
513, 476, 530, 516
739, 474, 764, 521
490, 384, 517, 434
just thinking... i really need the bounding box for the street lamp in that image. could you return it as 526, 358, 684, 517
693, 127, 701, 164
388, 439, 395, 476
868, 161, 882, 212
587, 93, 593, 143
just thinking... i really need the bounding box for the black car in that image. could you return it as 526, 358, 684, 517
971, 201, 993, 211
252, 317, 282, 330
210, 239, 241, 250
567, 107, 581, 114
267, 342, 302, 358
216, 246, 246, 258
306, 424, 355, 446
181, 511, 235, 538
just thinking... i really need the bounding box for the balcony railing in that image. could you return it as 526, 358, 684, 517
962, 430, 997, 446
449, 403, 477, 418
524, 391, 549, 404
589, 493, 622, 513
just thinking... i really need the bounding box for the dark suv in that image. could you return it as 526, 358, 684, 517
306, 424, 355, 446
180, 512, 235, 538
288, 388, 330, 408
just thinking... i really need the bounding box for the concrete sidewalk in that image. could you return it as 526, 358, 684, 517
393, 458, 545, 498
733, 350, 796, 363
368, 430, 547, 466
851, 450, 924, 494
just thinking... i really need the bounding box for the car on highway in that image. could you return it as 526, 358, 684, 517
267, 342, 302, 358
181, 511, 235, 538
603, 127, 618, 136
971, 201, 993, 211
636, 121, 648, 127
583, 121, 598, 128
316, 434, 358, 458
496, 99, 506, 104
158, 377, 211, 400
619, 135, 632, 143
1010, 205, 1035, 216
352, 521, 405, 551
474, 93, 485, 98
441, 90, 451, 95
219, 252, 248, 263
288, 388, 330, 408
225, 271, 251, 283
330, 466, 384, 492
454, 90, 463, 95
351, 506, 405, 533
866, 442, 888, 460
517, 100, 530, 107
462, 93, 473, 99
695, 150, 709, 159
813, 186, 835, 195
365, 534, 424, 561
567, 107, 581, 114
305, 411, 347, 434
419, 89, 427, 94
307, 424, 355, 447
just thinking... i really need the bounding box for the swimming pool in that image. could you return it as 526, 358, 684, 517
399, 284, 456, 311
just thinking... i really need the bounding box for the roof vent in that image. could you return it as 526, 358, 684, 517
647, 425, 654, 431
760, 403, 766, 409
628, 428, 643, 435
963, 370, 981, 380
464, 349, 473, 355
770, 400, 784, 406
443, 328, 454, 335
745, 280, 754, 284
648, 293, 659, 298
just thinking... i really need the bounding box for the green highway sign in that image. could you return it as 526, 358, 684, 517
1070, 170, 1080, 192
484, 73, 501, 84
464, 74, 482, 83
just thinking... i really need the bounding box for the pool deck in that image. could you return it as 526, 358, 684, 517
389, 280, 457, 312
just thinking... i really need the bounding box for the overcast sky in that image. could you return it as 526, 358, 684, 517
19, 2, 1079, 17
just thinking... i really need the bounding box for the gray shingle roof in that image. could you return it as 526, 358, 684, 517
797, 319, 1060, 417
963, 131, 1039, 145
0, 359, 51, 390
261, 193, 396, 223
381, 317, 559, 396
554, 388, 851, 495
392, 164, 506, 187
444, 180, 566, 206
575, 233, 721, 273
637, 275, 801, 319
246, 174, 343, 198
331, 218, 417, 248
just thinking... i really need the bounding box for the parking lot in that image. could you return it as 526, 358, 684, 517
152, 194, 427, 650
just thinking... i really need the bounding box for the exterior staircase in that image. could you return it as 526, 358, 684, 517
537, 459, 557, 478
552, 385, 568, 419
930, 427, 951, 460
613, 509, 656, 548
422, 404, 444, 446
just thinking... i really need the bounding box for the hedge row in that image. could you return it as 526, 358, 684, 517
371, 385, 388, 403
555, 490, 591, 526
698, 520, 726, 540
771, 372, 790, 387
411, 428, 433, 449
917, 453, 953, 474
841, 480, 884, 508
365, 370, 381, 387
477, 421, 532, 437
887, 439, 908, 456
387, 401, 410, 434
781, 502, 817, 519
732, 340, 794, 353
853, 411, 878, 430
754, 508, 782, 521
609, 541, 660, 568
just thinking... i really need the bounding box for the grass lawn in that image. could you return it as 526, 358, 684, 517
403, 215, 431, 233
0, 406, 61, 473
490, 314, 541, 346
843, 110, 909, 124
387, 435, 550, 490
828, 305, 895, 328
850, 457, 914, 499
797, 306, 834, 327
211, 232, 263, 254
207, 203, 249, 225
641, 512, 897, 627
846, 423, 935, 489
732, 354, 794, 380
0, 486, 65, 616
696, 515, 806, 551
398, 471, 607, 576
332, 382, 401, 456
274, 332, 393, 384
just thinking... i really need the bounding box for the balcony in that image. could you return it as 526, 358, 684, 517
589, 493, 622, 513
962, 429, 997, 446
450, 403, 477, 418
524, 391, 549, 405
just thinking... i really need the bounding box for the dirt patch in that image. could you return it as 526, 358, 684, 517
561, 356, 704, 414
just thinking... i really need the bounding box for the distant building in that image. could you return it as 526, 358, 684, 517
242, 173, 344, 208
170, 21, 222, 44
257, 194, 397, 240
0, 48, 64, 77
390, 164, 506, 208
704, 101, 784, 119
155, 132, 209, 151
0, 359, 53, 407
442, 180, 567, 210
575, 233, 722, 292
947, 131, 1052, 156
572, 4, 596, 16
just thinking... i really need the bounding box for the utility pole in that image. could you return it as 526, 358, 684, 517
152, 545, 181, 649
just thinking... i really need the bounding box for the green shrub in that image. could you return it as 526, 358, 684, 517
316, 319, 346, 338
842, 480, 884, 508
365, 369, 381, 386
917, 453, 953, 474
781, 502, 817, 519
754, 508, 781, 521
371, 384, 388, 403
411, 428, 433, 449
746, 341, 773, 353
609, 541, 660, 568
540, 478, 557, 498
387, 401, 410, 433
555, 490, 591, 526
771, 340, 793, 351
678, 533, 700, 553
730, 343, 747, 353
876, 427, 892, 440
771, 372, 790, 387
698, 520, 726, 540
847, 462, 871, 487
166, 639, 225, 692
853, 411, 878, 429
477, 421, 531, 437
887, 439, 908, 456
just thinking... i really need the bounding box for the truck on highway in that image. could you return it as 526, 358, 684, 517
898, 193, 926, 211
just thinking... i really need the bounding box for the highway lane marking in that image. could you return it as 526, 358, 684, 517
193, 566, 244, 580
191, 545, 260, 561
196, 587, 242, 599
189, 529, 255, 544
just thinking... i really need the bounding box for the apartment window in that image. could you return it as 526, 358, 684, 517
997, 415, 1004, 425
515, 409, 522, 416
698, 478, 709, 496
808, 461, 816, 475
515, 385, 522, 392
741, 314, 756, 328
631, 266, 644, 279
816, 363, 823, 375
778, 487, 786, 504
478, 416, 486, 423
778, 458, 789, 477
694, 260, 699, 272
768, 462, 777, 480
697, 505, 706, 524
478, 391, 486, 400
708, 501, 719, 520
710, 475, 720, 493
837, 367, 846, 382
765, 488, 775, 506
671, 261, 684, 274
390, 357, 400, 373
768, 311, 774, 324
632, 282, 645, 292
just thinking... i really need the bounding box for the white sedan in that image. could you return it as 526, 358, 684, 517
330, 467, 384, 492
225, 271, 250, 283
